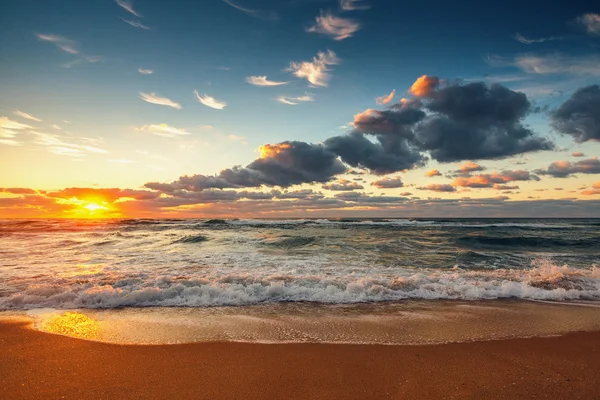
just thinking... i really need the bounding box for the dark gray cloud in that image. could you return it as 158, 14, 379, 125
417, 184, 456, 192
324, 132, 426, 175
371, 177, 404, 189
353, 106, 425, 138
322, 179, 364, 191
415, 82, 554, 162
551, 85, 600, 142
535, 158, 600, 178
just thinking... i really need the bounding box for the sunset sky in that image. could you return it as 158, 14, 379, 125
1, 0, 599, 218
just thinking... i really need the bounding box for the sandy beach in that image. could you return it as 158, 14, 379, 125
1, 318, 599, 400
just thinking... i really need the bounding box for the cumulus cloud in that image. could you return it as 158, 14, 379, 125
221, 0, 278, 21
425, 169, 441, 177
376, 89, 395, 105
138, 67, 153, 74
194, 90, 227, 110
322, 179, 364, 191
352, 106, 425, 136
13, 110, 41, 122
246, 76, 288, 86
136, 124, 190, 137
119, 18, 150, 30
417, 184, 456, 192
535, 158, 600, 178
287, 50, 340, 87
513, 32, 563, 44
452, 170, 539, 188
409, 75, 440, 97
139, 92, 181, 109
36, 33, 78, 54
340, 0, 370, 11
457, 161, 485, 174
276, 94, 314, 105
577, 13, 600, 36
307, 12, 360, 41
371, 177, 404, 188
581, 182, 600, 196
551, 85, 600, 142
115, 0, 142, 17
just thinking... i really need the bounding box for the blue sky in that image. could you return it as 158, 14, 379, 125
0, 0, 599, 217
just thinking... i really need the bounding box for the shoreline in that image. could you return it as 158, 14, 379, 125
1, 319, 600, 399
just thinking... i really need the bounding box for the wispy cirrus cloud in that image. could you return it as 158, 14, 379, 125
576, 13, 600, 36
13, 110, 41, 122
139, 92, 182, 109
0, 117, 31, 146
514, 54, 600, 76
513, 32, 563, 44
119, 18, 150, 30
221, 0, 278, 21
340, 0, 370, 11
287, 50, 340, 87
276, 94, 314, 105
36, 33, 78, 54
246, 76, 289, 86
194, 90, 227, 110
136, 124, 190, 137
307, 12, 360, 40
115, 0, 142, 17
376, 89, 395, 105
31, 131, 108, 157
138, 67, 154, 74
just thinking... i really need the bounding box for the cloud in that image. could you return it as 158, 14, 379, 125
0, 117, 31, 145
322, 179, 364, 191
572, 152, 585, 157
340, 0, 370, 11
352, 106, 425, 136
51, 124, 61, 130
139, 92, 182, 109
513, 32, 563, 44
493, 185, 519, 190
417, 184, 456, 192
425, 169, 441, 177
194, 91, 227, 110
409, 75, 440, 97
146, 141, 347, 191
287, 50, 340, 87
376, 89, 395, 105
115, 0, 142, 17
246, 76, 288, 86
414, 78, 554, 162
452, 170, 539, 188
535, 158, 600, 178
138, 67, 153, 74
577, 13, 600, 36
221, 0, 278, 21
457, 161, 485, 174
13, 110, 41, 122
36, 33, 78, 54
276, 94, 314, 105
119, 18, 150, 30
515, 54, 600, 76
307, 11, 360, 41
371, 177, 404, 188
551, 85, 600, 142
31, 131, 108, 157
581, 182, 600, 196
136, 124, 190, 137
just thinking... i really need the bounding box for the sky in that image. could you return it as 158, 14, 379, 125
0, 0, 599, 218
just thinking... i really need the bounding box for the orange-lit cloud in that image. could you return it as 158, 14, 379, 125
425, 169, 441, 177
371, 177, 404, 188
409, 75, 440, 97
376, 89, 396, 105
581, 182, 600, 195
572, 152, 585, 157
453, 170, 537, 188
258, 143, 293, 159
458, 161, 485, 174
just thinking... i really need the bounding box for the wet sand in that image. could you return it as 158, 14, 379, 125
1, 318, 599, 400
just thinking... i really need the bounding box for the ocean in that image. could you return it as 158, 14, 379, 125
1, 218, 599, 310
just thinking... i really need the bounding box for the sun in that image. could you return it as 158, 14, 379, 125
84, 202, 107, 211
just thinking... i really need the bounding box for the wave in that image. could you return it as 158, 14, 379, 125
457, 236, 600, 250
2, 260, 599, 310
264, 237, 316, 248
173, 235, 209, 244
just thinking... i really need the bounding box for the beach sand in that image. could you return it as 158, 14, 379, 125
1, 318, 599, 400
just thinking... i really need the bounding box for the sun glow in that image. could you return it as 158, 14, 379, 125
84, 202, 107, 211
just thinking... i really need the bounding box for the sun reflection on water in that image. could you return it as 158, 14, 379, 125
40, 312, 100, 339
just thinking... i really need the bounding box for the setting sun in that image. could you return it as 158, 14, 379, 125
84, 202, 107, 211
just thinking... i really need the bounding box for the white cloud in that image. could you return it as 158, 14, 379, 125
276, 94, 314, 105
513, 32, 563, 44
340, 0, 370, 10
139, 92, 182, 109
577, 13, 600, 36
31, 131, 108, 156
13, 110, 42, 122
194, 90, 227, 110
0, 117, 31, 145
0, 139, 20, 146
49, 146, 86, 157
246, 76, 288, 86
221, 0, 278, 21
307, 12, 360, 40
287, 50, 340, 87
36, 33, 78, 54
136, 123, 191, 137
119, 18, 150, 30
51, 124, 61, 130
138, 67, 154, 74
515, 54, 600, 76
376, 89, 395, 105
115, 0, 142, 17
